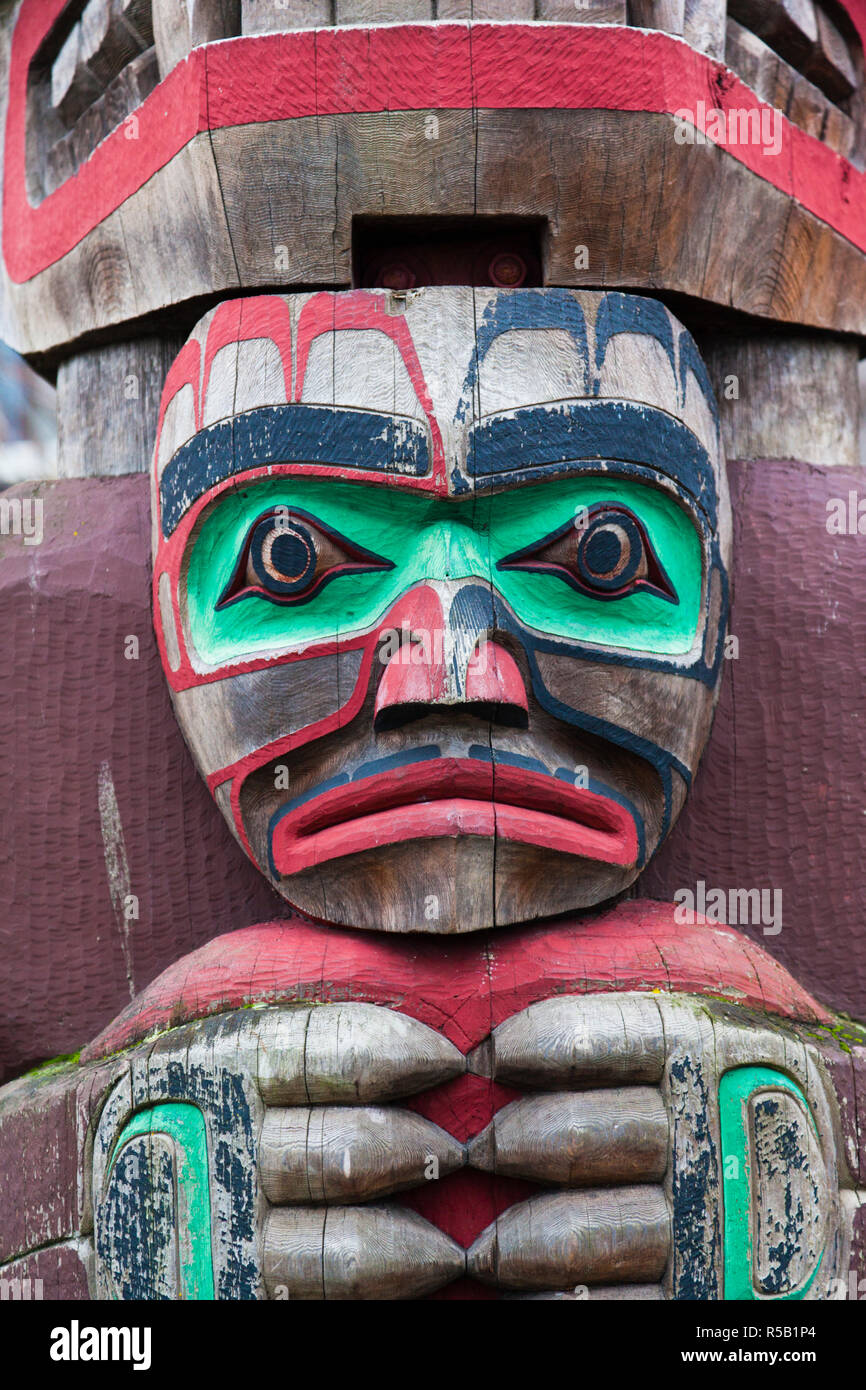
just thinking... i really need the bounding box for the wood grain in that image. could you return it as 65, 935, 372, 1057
242, 1, 332, 30
260, 1104, 464, 1203
629, 0, 684, 33
335, 0, 432, 18
152, 0, 240, 78
9, 24, 866, 356
57, 335, 184, 476
467, 1088, 669, 1184
703, 333, 859, 467
725, 18, 857, 160
684, 0, 726, 58
506, 1283, 664, 1298
264, 1203, 465, 1298
467, 1187, 671, 1288
256, 1004, 466, 1106
484, 994, 666, 1090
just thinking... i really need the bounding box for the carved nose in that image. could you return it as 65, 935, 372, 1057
375, 637, 529, 732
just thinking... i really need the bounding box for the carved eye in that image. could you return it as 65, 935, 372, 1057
498, 503, 677, 604
217, 508, 393, 609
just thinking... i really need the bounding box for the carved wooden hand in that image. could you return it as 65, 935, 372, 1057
92, 995, 847, 1300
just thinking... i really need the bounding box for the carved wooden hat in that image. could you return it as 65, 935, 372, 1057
4, 0, 866, 362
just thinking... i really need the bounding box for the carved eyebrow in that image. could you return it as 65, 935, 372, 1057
159, 404, 430, 538
467, 401, 717, 528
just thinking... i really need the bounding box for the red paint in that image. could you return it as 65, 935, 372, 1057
406, 1074, 523, 1144
374, 629, 528, 718
294, 292, 446, 481
270, 757, 638, 875
7, 19, 866, 283
375, 649, 444, 713
374, 585, 447, 714
201, 297, 294, 420
465, 641, 528, 711
82, 900, 833, 1063
399, 1170, 537, 1251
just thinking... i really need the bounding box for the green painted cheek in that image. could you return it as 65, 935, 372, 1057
184, 476, 703, 667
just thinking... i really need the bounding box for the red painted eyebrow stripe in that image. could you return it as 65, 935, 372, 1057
6, 17, 866, 283
294, 291, 446, 480
200, 297, 294, 421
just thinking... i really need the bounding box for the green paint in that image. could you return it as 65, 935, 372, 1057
186, 476, 703, 667
719, 1066, 821, 1301
110, 1103, 214, 1301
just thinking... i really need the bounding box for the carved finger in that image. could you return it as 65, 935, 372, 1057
467, 1187, 670, 1291
505, 1286, 664, 1300
256, 1003, 465, 1105
467, 1088, 668, 1185
264, 1205, 465, 1300
260, 1105, 464, 1204
482, 995, 665, 1090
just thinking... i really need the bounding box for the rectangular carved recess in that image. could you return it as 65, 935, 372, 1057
353, 216, 546, 290
726, 0, 866, 164
26, 0, 158, 202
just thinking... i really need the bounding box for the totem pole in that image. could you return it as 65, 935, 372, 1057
1, 0, 866, 1303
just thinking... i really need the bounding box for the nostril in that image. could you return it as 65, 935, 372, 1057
373, 702, 437, 734
468, 699, 529, 730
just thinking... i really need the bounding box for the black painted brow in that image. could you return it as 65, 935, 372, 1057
468, 401, 718, 526
159, 404, 431, 537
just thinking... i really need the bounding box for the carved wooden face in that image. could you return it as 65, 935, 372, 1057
151, 288, 730, 931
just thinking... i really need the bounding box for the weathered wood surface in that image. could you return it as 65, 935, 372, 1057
467, 1188, 671, 1288
0, 1066, 80, 1265
704, 334, 860, 468
149, 287, 727, 931
6, 447, 866, 1080
263, 1204, 465, 1299
729, 0, 858, 102
749, 1089, 829, 1295
242, 0, 333, 30
153, 0, 239, 78
260, 1105, 464, 1204
7, 22, 866, 358
726, 18, 858, 160
0, 992, 853, 1300
481, 995, 666, 1091
507, 1283, 664, 1298
0, 1242, 91, 1300
467, 1088, 669, 1183
256, 1004, 466, 1106
81, 910, 834, 1069
57, 335, 184, 476
684, 0, 727, 59
817, 1041, 866, 1185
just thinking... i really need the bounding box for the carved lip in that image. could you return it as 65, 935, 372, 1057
268, 755, 638, 876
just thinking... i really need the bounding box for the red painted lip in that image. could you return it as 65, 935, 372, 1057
269, 757, 638, 875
